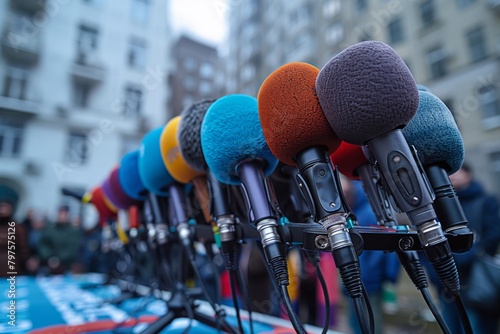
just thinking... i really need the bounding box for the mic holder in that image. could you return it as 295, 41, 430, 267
425, 164, 474, 253
167, 182, 193, 250
357, 161, 398, 227
237, 160, 289, 288
294, 146, 362, 299
147, 193, 171, 246
365, 130, 460, 294
207, 171, 238, 270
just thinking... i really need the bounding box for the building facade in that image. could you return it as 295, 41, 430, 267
0, 0, 171, 221
168, 35, 219, 119
226, 0, 500, 197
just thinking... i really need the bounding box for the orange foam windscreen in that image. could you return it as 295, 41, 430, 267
258, 62, 341, 166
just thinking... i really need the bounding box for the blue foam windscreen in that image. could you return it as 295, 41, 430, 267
403, 90, 464, 174
118, 150, 147, 200
200, 94, 279, 185
138, 127, 175, 195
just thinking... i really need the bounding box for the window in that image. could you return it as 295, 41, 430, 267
359, 32, 372, 42
467, 27, 487, 63
183, 76, 195, 91
66, 131, 89, 165
356, 0, 367, 14
183, 56, 196, 72
200, 62, 214, 78
124, 87, 142, 116
427, 46, 448, 79
199, 81, 212, 97
78, 25, 98, 53
420, 0, 436, 26
131, 0, 149, 24
73, 82, 92, 108
324, 0, 341, 18
457, 0, 475, 8
128, 39, 147, 68
241, 64, 255, 83
183, 95, 194, 109
388, 18, 404, 44
326, 22, 343, 46
478, 85, 500, 119
491, 152, 500, 197
0, 122, 23, 157
121, 137, 140, 156
3, 66, 28, 100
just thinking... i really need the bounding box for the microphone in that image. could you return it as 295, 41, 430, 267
89, 185, 117, 227
403, 90, 473, 252
102, 166, 139, 210
316, 41, 461, 296
178, 99, 242, 271
177, 99, 216, 172
331, 142, 397, 227
200, 94, 287, 282
119, 150, 148, 201
139, 127, 177, 247
160, 115, 212, 224
258, 62, 363, 303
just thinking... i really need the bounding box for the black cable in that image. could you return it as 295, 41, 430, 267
453, 292, 473, 334
236, 265, 255, 334
361, 282, 375, 334
313, 261, 330, 334
396, 251, 451, 334
352, 296, 371, 334
111, 293, 155, 333
180, 287, 195, 334
280, 284, 307, 334
420, 288, 451, 334
185, 245, 225, 332
230, 270, 245, 334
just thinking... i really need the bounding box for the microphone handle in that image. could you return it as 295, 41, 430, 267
357, 163, 397, 227
366, 129, 436, 228
425, 164, 473, 253
207, 171, 232, 218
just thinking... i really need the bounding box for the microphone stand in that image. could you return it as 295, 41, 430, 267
140, 193, 240, 334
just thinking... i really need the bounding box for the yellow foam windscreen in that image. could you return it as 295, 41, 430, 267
160, 116, 204, 184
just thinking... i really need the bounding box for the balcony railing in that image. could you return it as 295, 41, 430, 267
71, 50, 105, 83
1, 15, 40, 64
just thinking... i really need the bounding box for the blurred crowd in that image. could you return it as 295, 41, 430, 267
0, 202, 110, 276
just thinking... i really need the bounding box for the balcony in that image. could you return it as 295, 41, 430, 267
0, 95, 38, 117
10, 0, 45, 13
1, 16, 40, 64
490, 0, 500, 14
71, 50, 105, 84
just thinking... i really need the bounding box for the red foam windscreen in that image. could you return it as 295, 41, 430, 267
90, 186, 117, 227
330, 142, 368, 180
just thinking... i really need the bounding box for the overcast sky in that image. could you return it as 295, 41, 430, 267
169, 0, 228, 48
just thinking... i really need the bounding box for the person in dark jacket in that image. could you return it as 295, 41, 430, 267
430, 164, 500, 334
342, 177, 400, 334
38, 206, 82, 274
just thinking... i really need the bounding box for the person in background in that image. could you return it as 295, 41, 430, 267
431, 163, 500, 334
38, 206, 83, 275
341, 176, 401, 334
26, 216, 45, 274
22, 208, 35, 239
